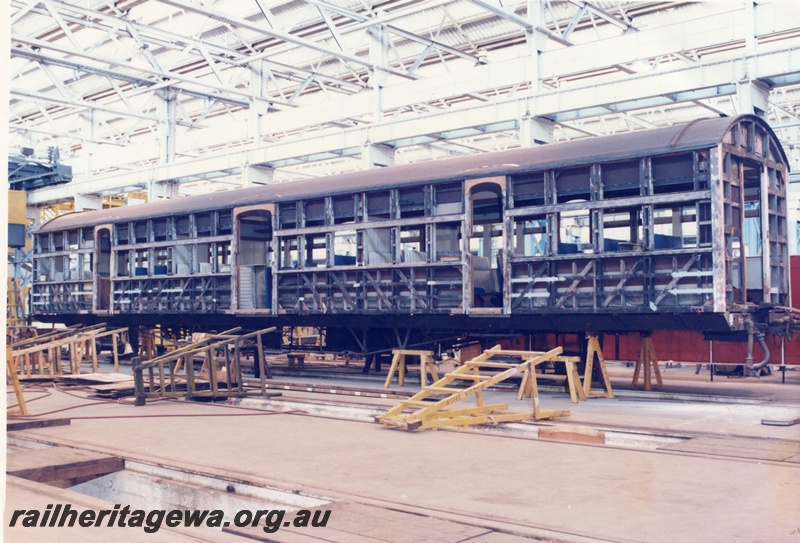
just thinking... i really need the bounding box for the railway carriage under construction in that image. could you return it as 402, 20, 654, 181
30, 115, 794, 355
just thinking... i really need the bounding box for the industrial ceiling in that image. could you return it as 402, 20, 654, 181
9, 0, 800, 214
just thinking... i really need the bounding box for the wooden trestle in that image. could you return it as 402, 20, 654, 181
9, 324, 130, 377
375, 346, 566, 431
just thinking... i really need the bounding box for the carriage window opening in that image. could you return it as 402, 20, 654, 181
154, 218, 169, 242
82, 228, 94, 248
196, 213, 213, 237
695, 152, 709, 190
214, 242, 232, 272
471, 185, 502, 224
398, 186, 425, 219
558, 208, 590, 254
53, 231, 64, 251
82, 253, 93, 280
333, 231, 357, 266
400, 227, 426, 263
303, 234, 326, 268
333, 195, 356, 224
175, 215, 191, 239
134, 249, 150, 275
240, 218, 272, 241
366, 191, 392, 220
364, 228, 392, 265
37, 258, 52, 281
68, 230, 79, 250
698, 202, 712, 246
217, 211, 232, 235
769, 168, 784, 191
601, 207, 639, 251
743, 161, 763, 257
35, 234, 47, 254
435, 223, 462, 261
134, 221, 148, 243
602, 161, 639, 198
154, 248, 171, 275
756, 128, 768, 157
744, 123, 754, 152
53, 256, 65, 282
172, 245, 191, 275
278, 202, 297, 229
304, 199, 325, 227
652, 153, 696, 194
434, 183, 463, 215
116, 251, 131, 277
279, 237, 299, 269
98, 230, 111, 276
68, 253, 80, 280
556, 167, 591, 203
196, 244, 213, 274
511, 174, 545, 208
513, 216, 546, 256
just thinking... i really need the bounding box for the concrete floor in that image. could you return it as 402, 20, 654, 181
6, 362, 800, 543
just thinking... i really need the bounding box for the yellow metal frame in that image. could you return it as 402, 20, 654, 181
376, 346, 565, 431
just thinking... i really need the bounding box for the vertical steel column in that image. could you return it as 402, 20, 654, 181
709, 147, 727, 313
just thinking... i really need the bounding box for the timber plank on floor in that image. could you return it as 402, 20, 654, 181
316, 502, 488, 542
7, 447, 124, 483
8, 418, 70, 432
659, 435, 800, 462
458, 532, 546, 543
225, 501, 512, 543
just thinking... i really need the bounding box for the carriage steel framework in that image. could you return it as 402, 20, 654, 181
30, 114, 792, 354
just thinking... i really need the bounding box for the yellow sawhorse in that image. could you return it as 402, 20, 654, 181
384, 349, 439, 388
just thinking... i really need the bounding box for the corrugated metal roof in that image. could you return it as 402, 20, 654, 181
34, 114, 785, 233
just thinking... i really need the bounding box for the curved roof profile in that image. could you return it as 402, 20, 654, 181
35, 114, 789, 234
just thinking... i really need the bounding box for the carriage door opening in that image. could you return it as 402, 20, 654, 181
237, 209, 273, 310
741, 159, 764, 303
96, 228, 112, 311
468, 179, 505, 311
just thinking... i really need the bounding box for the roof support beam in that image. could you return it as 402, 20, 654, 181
468, 0, 532, 30
302, 0, 479, 63
27, 44, 800, 205
9, 0, 366, 92
159, 0, 414, 80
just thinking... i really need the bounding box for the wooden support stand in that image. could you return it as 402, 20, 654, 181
384, 350, 439, 388
7, 346, 27, 415
6, 278, 27, 329
287, 352, 306, 370
583, 334, 614, 398
139, 328, 159, 361
518, 356, 587, 404
10, 325, 129, 377
632, 334, 663, 391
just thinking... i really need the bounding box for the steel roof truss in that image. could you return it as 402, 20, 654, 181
12, 0, 365, 95
159, 0, 413, 80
